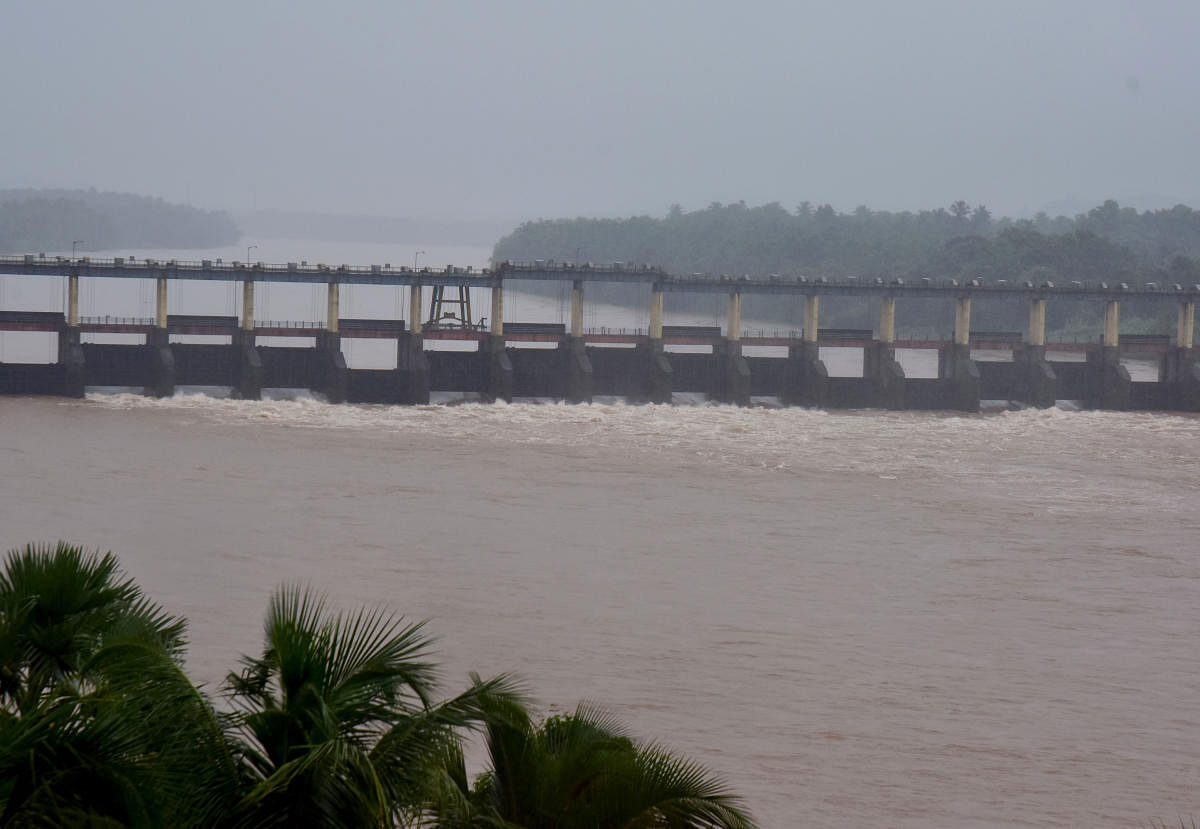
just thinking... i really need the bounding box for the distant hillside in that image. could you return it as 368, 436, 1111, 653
233, 209, 513, 247
0, 189, 239, 253
493, 200, 1200, 336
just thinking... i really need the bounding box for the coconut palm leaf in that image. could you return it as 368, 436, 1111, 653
428, 702, 757, 829
0, 542, 185, 715
224, 586, 519, 828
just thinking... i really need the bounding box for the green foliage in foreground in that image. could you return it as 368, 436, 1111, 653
0, 543, 756, 829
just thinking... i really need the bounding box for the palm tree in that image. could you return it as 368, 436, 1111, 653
0, 542, 238, 828
222, 585, 520, 829
425, 697, 758, 829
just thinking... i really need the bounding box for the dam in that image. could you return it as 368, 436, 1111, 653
1, 254, 1197, 411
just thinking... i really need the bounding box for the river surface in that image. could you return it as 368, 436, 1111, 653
2, 393, 1199, 827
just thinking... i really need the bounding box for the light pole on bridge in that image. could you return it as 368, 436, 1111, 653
414, 250, 425, 270
72, 240, 83, 260
246, 244, 258, 265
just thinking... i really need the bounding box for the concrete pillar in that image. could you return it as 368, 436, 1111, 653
1090, 301, 1128, 410
396, 331, 430, 404
315, 331, 347, 403
726, 292, 742, 342
868, 294, 903, 410
1015, 298, 1055, 408
1103, 300, 1119, 346
562, 335, 592, 404
67, 275, 79, 326
147, 276, 174, 397
1028, 299, 1046, 347
409, 284, 422, 333
878, 296, 895, 344
803, 295, 820, 342
1178, 301, 1195, 349
241, 280, 255, 332
326, 282, 340, 333
60, 274, 84, 396
648, 289, 664, 340
954, 297, 971, 346
490, 281, 504, 336
570, 280, 584, 338
935, 296, 979, 412
155, 277, 168, 329
786, 295, 828, 407
232, 328, 263, 401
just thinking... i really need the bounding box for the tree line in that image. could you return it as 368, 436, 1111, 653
492, 200, 1200, 337
0, 542, 756, 828
0, 189, 240, 254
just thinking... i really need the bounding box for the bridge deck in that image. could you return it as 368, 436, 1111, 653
3, 255, 1199, 300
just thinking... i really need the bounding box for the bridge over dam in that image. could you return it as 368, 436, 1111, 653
1, 255, 1197, 412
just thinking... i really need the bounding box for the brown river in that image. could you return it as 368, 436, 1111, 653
2, 394, 1199, 826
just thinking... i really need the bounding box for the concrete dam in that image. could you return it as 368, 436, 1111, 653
1, 255, 1197, 412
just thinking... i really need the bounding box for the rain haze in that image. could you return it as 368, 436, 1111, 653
6, 3, 1200, 827
4, 0, 1200, 222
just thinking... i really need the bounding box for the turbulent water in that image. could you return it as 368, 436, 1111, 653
2, 393, 1198, 827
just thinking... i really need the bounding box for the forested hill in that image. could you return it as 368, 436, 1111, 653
492, 200, 1200, 286
0, 189, 239, 253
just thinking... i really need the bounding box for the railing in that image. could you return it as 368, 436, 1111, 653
255, 320, 325, 329
80, 315, 155, 326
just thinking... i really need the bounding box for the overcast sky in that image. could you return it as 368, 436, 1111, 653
4, 0, 1198, 222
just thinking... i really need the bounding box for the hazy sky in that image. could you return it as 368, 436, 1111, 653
5, 0, 1199, 222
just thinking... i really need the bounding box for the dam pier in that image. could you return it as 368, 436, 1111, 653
1, 255, 1197, 411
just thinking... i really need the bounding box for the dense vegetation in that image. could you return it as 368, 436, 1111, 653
493, 201, 1200, 336
0, 189, 240, 253
0, 542, 756, 829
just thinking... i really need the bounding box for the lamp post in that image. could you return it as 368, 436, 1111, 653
246, 244, 258, 265
413, 250, 425, 270
72, 240, 83, 260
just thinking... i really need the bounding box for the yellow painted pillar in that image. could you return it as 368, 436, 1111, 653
409, 284, 423, 333
1103, 300, 1120, 346
326, 282, 339, 333
878, 296, 895, 344
490, 280, 504, 336
1028, 298, 1046, 346
727, 291, 742, 341
953, 297, 971, 346
67, 275, 79, 325
1178, 301, 1195, 349
803, 295, 820, 342
155, 277, 168, 328
649, 289, 664, 339
570, 280, 584, 337
241, 280, 254, 331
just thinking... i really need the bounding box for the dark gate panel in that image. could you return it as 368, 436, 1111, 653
1130, 381, 1169, 410
82, 344, 150, 387
259, 346, 318, 389
827, 378, 872, 408
173, 344, 233, 386
0, 363, 63, 395
586, 347, 642, 398
347, 369, 400, 403
977, 361, 1019, 400
427, 350, 484, 393
509, 347, 562, 398
746, 357, 786, 396
906, 379, 953, 409
670, 353, 715, 394
1050, 362, 1088, 400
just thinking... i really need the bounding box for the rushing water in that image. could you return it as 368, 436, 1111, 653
2, 393, 1199, 827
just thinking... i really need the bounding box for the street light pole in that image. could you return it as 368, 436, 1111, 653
72, 240, 83, 260
246, 244, 258, 265
414, 250, 425, 270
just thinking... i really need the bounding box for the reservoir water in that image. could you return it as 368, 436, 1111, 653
2, 238, 1199, 825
